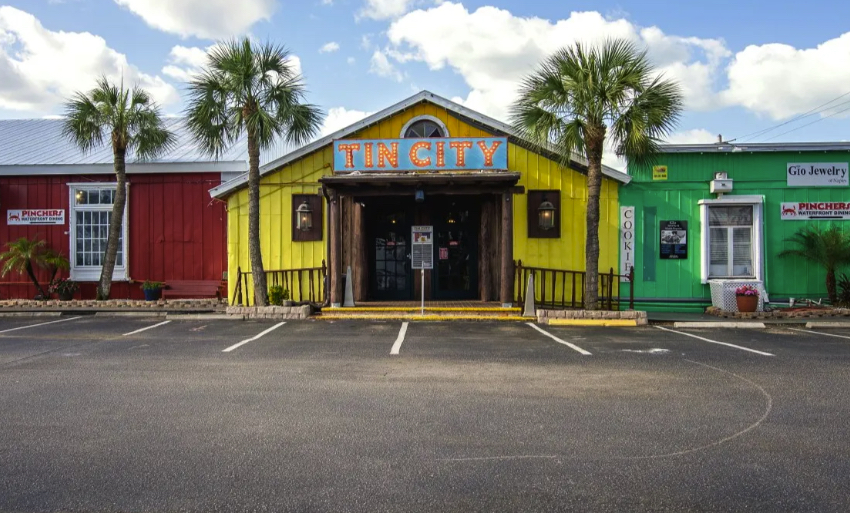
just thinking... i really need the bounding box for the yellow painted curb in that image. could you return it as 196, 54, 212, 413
548, 319, 638, 327
317, 315, 535, 322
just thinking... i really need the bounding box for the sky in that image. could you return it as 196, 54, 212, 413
2, 0, 850, 169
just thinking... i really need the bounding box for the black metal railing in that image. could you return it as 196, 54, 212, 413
514, 260, 634, 311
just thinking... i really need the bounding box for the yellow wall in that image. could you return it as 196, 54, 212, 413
226, 101, 620, 301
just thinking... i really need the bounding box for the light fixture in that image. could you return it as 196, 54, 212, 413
538, 197, 555, 230
414, 189, 425, 203
75, 190, 85, 204
447, 212, 456, 224
296, 200, 312, 231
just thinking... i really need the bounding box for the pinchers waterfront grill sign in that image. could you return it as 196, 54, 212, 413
6, 209, 65, 225
781, 202, 850, 220
333, 137, 508, 172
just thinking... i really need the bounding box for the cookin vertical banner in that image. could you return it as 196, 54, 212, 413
620, 206, 635, 281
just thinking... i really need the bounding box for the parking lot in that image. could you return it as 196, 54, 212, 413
1, 315, 849, 511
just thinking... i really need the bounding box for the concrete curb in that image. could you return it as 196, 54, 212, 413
166, 314, 241, 321
805, 322, 850, 329
673, 322, 766, 329
94, 312, 168, 317
0, 312, 63, 317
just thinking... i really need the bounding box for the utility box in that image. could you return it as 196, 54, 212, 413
710, 172, 733, 193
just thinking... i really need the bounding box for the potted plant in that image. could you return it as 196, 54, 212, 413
141, 280, 165, 301
48, 278, 78, 301
735, 285, 759, 313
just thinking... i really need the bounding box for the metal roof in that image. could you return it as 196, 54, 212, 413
660, 142, 850, 154
0, 118, 298, 175
210, 90, 631, 199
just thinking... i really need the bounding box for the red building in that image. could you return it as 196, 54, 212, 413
0, 118, 255, 300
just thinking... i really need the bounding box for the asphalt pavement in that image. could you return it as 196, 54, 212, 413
1, 316, 849, 512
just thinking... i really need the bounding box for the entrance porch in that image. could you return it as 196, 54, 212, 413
322, 173, 522, 307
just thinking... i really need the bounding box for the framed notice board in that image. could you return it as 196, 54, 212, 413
659, 220, 688, 259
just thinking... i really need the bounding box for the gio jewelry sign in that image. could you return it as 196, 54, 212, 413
787, 162, 849, 187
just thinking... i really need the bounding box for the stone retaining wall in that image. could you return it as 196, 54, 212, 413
706, 306, 850, 319
536, 309, 648, 325
0, 299, 224, 309
226, 305, 312, 320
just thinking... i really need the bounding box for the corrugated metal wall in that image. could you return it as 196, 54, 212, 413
227, 102, 620, 301
623, 151, 850, 310
0, 173, 226, 300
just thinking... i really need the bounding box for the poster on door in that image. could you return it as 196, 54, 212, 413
659, 220, 688, 259
411, 225, 433, 269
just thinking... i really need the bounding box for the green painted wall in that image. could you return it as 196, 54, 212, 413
621, 149, 850, 312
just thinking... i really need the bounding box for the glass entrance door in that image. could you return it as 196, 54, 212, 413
370, 207, 412, 300
434, 203, 478, 300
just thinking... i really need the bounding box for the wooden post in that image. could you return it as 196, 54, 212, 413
500, 191, 514, 307
629, 265, 635, 310
233, 266, 242, 306
329, 194, 342, 307
608, 267, 615, 311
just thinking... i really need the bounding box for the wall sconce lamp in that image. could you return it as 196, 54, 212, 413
537, 197, 556, 230
414, 189, 425, 203
296, 200, 313, 231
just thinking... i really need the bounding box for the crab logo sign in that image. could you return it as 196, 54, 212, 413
781, 202, 850, 220
6, 209, 65, 225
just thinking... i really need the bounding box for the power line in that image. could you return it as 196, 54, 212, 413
762, 103, 850, 142
732, 90, 850, 142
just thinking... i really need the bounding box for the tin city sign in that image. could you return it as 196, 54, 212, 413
333, 137, 508, 172
781, 202, 850, 220
6, 209, 65, 225
787, 163, 849, 187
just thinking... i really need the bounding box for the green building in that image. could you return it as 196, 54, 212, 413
620, 142, 850, 312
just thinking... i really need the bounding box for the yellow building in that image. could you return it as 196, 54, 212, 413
211, 91, 629, 307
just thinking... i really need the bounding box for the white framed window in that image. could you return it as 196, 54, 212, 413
400, 115, 449, 138
68, 183, 129, 281
699, 196, 764, 284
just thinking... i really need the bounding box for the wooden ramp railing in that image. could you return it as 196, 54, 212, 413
232, 261, 327, 306
514, 260, 634, 311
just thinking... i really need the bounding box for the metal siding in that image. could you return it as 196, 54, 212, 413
226, 105, 621, 302
623, 150, 850, 310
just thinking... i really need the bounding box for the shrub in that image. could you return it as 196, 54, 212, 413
837, 274, 850, 307
269, 285, 290, 305
141, 280, 165, 291
48, 278, 78, 296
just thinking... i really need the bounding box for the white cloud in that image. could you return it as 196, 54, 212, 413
0, 6, 178, 114
721, 33, 850, 120
664, 128, 718, 145
347, 57, 356, 65
384, 4, 729, 122
113, 0, 275, 39
358, 0, 415, 20
321, 107, 374, 136
369, 50, 403, 82
162, 44, 303, 83
320, 41, 340, 53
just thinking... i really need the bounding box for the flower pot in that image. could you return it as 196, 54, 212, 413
58, 291, 74, 301
736, 294, 758, 313
143, 288, 162, 301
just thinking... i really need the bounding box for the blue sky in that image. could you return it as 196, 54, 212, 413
2, 0, 850, 167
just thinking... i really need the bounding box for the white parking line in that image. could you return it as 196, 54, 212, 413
390, 322, 409, 355
222, 322, 286, 353
526, 323, 592, 355
787, 327, 850, 340
655, 326, 774, 356
0, 316, 80, 334
122, 320, 171, 336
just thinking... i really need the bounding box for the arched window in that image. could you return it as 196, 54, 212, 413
401, 116, 448, 138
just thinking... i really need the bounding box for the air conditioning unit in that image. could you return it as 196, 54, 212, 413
710, 171, 733, 193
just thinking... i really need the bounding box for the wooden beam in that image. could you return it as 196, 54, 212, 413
329, 195, 342, 306
500, 191, 514, 306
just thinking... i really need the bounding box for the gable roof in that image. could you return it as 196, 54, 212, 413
660, 142, 850, 154
0, 118, 297, 176
210, 90, 630, 199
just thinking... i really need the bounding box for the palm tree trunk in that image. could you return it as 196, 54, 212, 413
827, 267, 837, 304
247, 129, 269, 306
583, 128, 605, 310
97, 147, 127, 300
25, 261, 47, 300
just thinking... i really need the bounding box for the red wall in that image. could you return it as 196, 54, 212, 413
0, 173, 226, 300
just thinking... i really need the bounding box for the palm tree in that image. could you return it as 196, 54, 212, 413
0, 238, 68, 299
779, 226, 850, 304
511, 39, 683, 309
63, 77, 174, 300
185, 38, 323, 306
